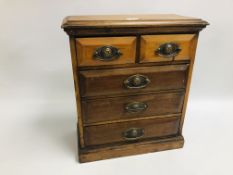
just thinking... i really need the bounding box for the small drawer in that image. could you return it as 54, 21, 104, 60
79, 64, 189, 97
76, 37, 136, 66
82, 91, 184, 124
140, 34, 196, 63
84, 116, 180, 146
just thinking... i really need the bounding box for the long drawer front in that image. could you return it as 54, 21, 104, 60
79, 64, 189, 97
84, 116, 180, 146
82, 91, 184, 124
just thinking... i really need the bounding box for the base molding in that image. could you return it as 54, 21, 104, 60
79, 135, 184, 163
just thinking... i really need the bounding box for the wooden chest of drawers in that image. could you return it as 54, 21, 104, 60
62, 14, 208, 163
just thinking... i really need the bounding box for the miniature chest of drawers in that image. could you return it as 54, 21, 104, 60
62, 14, 208, 163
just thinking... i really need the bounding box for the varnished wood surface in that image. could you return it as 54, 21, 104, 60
140, 34, 196, 62
83, 113, 182, 127
62, 14, 208, 163
82, 91, 184, 124
62, 14, 208, 37
84, 115, 180, 146
179, 34, 199, 133
79, 135, 184, 163
62, 14, 208, 28
76, 37, 136, 66
64, 26, 206, 37
79, 64, 189, 97
78, 60, 190, 71
69, 38, 85, 148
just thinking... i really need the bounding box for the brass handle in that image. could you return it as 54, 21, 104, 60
123, 128, 144, 141
155, 43, 181, 58
93, 45, 122, 61
125, 102, 148, 113
124, 74, 150, 89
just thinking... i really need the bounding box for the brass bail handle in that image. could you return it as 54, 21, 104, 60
155, 43, 181, 58
122, 128, 144, 141
125, 102, 148, 113
93, 45, 122, 61
124, 74, 150, 89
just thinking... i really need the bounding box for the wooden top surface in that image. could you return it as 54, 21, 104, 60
62, 14, 208, 28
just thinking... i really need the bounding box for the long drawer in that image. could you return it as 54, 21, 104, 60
84, 115, 180, 146
79, 64, 189, 97
82, 91, 184, 124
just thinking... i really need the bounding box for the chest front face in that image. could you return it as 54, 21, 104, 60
62, 14, 208, 163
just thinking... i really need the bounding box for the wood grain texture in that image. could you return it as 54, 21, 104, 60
179, 34, 199, 133
79, 135, 184, 163
62, 14, 208, 37
62, 14, 208, 28
82, 91, 184, 124
64, 26, 206, 37
69, 37, 85, 148
76, 37, 136, 67
79, 64, 189, 97
84, 115, 180, 146
140, 34, 196, 62
78, 60, 190, 71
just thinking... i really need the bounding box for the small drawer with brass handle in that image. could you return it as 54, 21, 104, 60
84, 115, 180, 146
76, 36, 136, 67
124, 74, 150, 89
122, 128, 144, 141
140, 34, 196, 63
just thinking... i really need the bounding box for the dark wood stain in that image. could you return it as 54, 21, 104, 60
82, 91, 185, 124
79, 64, 189, 97
84, 115, 180, 146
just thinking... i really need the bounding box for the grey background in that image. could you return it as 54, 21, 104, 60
0, 0, 233, 174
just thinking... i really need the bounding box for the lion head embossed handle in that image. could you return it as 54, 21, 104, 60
155, 43, 181, 58
93, 45, 122, 61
